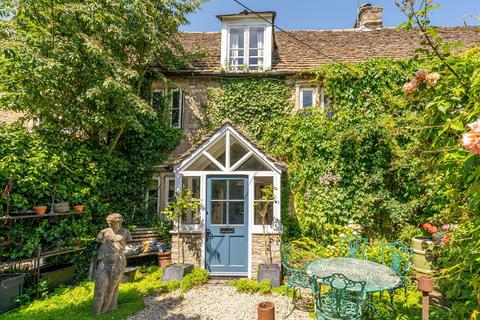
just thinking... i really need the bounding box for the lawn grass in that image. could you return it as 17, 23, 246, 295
0, 267, 207, 320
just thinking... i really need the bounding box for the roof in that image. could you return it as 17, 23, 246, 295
216, 10, 276, 21
172, 120, 287, 171
175, 26, 480, 75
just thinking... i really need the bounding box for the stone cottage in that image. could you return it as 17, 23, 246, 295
148, 5, 480, 278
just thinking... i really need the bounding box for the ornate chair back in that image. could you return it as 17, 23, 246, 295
281, 242, 312, 289
381, 241, 413, 276
312, 273, 366, 320
338, 234, 367, 260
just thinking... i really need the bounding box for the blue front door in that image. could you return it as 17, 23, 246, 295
206, 176, 249, 275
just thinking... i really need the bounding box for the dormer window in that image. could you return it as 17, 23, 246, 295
228, 26, 265, 70
219, 11, 274, 71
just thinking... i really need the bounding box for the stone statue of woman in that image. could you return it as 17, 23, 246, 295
92, 213, 132, 315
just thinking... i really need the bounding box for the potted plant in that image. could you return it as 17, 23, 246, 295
256, 185, 281, 287
161, 189, 201, 281
71, 191, 86, 213
411, 222, 453, 276
34, 204, 48, 216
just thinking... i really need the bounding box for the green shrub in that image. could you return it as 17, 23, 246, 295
179, 268, 209, 292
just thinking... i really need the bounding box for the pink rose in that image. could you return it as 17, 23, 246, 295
415, 69, 428, 83
402, 82, 416, 94
442, 224, 451, 231
467, 120, 480, 135
463, 131, 480, 155
425, 73, 440, 87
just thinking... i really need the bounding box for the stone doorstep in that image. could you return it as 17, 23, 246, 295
207, 275, 246, 285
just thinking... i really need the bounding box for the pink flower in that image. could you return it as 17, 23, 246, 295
462, 131, 480, 155
442, 224, 451, 231
425, 72, 440, 87
415, 69, 428, 83
467, 120, 480, 135
402, 82, 416, 94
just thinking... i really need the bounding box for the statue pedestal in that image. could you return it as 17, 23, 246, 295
162, 263, 193, 281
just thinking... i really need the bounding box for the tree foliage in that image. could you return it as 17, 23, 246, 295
0, 0, 202, 151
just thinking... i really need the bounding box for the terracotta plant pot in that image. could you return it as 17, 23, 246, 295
158, 252, 172, 268
34, 205, 48, 216
258, 301, 275, 320
72, 204, 84, 213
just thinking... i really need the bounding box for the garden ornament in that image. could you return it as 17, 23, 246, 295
92, 213, 132, 315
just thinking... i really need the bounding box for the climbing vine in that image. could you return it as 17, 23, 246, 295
203, 78, 293, 139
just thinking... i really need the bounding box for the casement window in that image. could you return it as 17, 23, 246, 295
228, 26, 265, 70
170, 89, 183, 128
300, 88, 316, 109
151, 89, 183, 128
181, 176, 201, 224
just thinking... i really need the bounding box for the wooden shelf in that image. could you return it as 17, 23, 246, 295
1, 211, 81, 220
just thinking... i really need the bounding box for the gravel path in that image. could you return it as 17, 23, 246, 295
128, 284, 312, 320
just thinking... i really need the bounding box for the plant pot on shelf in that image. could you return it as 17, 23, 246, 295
72, 204, 84, 213
161, 263, 193, 281
53, 202, 70, 213
34, 205, 48, 216
257, 263, 281, 288
0, 273, 25, 313
158, 252, 172, 268
411, 236, 435, 276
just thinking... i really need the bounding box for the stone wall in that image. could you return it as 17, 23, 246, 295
251, 233, 282, 279
171, 232, 203, 267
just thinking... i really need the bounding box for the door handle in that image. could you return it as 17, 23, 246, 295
206, 228, 213, 239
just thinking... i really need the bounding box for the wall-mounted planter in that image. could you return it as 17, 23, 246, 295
34, 205, 48, 216
162, 263, 193, 281
40, 264, 75, 291
0, 273, 25, 313
257, 263, 281, 288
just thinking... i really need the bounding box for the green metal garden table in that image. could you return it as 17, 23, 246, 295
306, 257, 402, 293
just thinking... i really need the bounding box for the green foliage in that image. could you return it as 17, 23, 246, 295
0, 0, 203, 152
263, 59, 424, 242
179, 268, 209, 293
2, 267, 206, 320
203, 78, 293, 139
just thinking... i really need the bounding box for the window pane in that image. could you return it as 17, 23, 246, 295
207, 134, 226, 167
254, 177, 273, 200
152, 91, 164, 113
236, 155, 270, 171
301, 89, 314, 108
167, 178, 175, 204
254, 201, 273, 225
229, 201, 245, 224
185, 154, 220, 171
211, 201, 227, 224
172, 90, 180, 109
230, 135, 248, 165
249, 27, 264, 49
230, 28, 244, 49
172, 109, 180, 126
229, 179, 244, 200
211, 180, 227, 200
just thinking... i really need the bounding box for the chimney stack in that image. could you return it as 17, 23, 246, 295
355, 3, 383, 30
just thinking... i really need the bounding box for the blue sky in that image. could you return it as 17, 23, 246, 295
181, 0, 480, 32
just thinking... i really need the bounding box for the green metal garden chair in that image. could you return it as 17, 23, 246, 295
338, 234, 367, 260
281, 243, 314, 309
312, 273, 367, 320
381, 241, 413, 303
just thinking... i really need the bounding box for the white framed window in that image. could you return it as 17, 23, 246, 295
227, 26, 265, 70
254, 176, 274, 226
181, 176, 201, 224
165, 176, 176, 207
170, 89, 183, 128
300, 88, 316, 109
